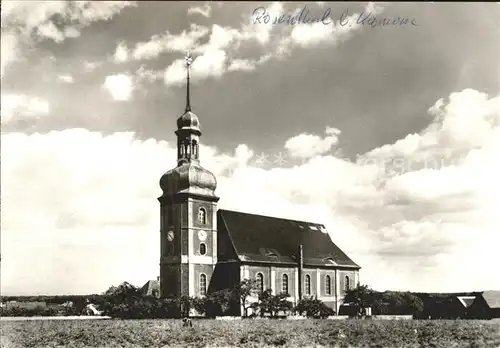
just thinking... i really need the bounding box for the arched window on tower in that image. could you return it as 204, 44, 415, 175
179, 142, 184, 157
256, 273, 264, 293
345, 275, 350, 291
199, 243, 206, 255
198, 208, 206, 224
185, 141, 191, 157
305, 275, 311, 295
282, 274, 289, 295
199, 273, 207, 296
325, 275, 331, 295
192, 140, 198, 158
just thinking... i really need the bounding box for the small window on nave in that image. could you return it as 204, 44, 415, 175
256, 273, 264, 293
305, 275, 311, 295
325, 275, 331, 295
282, 274, 289, 294
345, 275, 350, 291
198, 208, 207, 224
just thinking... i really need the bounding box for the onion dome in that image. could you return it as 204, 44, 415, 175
176, 110, 201, 134
160, 161, 217, 198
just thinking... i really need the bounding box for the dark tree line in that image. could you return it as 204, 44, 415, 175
342, 284, 424, 317
4, 281, 476, 319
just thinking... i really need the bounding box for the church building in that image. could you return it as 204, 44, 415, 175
157, 53, 360, 315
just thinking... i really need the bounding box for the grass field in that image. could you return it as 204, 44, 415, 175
1, 318, 500, 348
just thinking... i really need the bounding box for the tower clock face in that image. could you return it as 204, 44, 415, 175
198, 230, 207, 241
167, 230, 175, 242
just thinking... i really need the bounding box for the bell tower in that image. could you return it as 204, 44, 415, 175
158, 52, 219, 300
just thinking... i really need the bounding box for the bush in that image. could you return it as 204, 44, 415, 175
0, 305, 60, 317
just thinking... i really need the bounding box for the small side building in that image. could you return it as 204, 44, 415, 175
469, 291, 500, 319
141, 277, 161, 298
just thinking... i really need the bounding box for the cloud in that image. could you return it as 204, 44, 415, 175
285, 126, 341, 159
228, 59, 257, 72
192, 49, 227, 79
114, 41, 130, 63
58, 75, 74, 83
136, 65, 164, 83
102, 74, 134, 101
1, 94, 50, 123
187, 2, 212, 18
276, 2, 387, 56
194, 25, 243, 53
1, 1, 136, 78
131, 24, 209, 61
163, 59, 187, 86
362, 89, 500, 171
83, 60, 103, 72
164, 50, 227, 86
0, 33, 20, 77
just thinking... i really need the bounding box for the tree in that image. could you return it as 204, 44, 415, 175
371, 297, 389, 315
401, 292, 424, 315
256, 290, 293, 317
343, 283, 375, 317
100, 282, 145, 318
232, 279, 260, 317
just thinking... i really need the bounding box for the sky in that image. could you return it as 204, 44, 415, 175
1, 1, 499, 296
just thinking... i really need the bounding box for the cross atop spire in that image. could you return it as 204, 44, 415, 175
184, 51, 193, 112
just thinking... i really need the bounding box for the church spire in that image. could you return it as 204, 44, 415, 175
184, 51, 193, 112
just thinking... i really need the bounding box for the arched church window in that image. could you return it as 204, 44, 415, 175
325, 275, 331, 295
199, 273, 207, 296
305, 275, 311, 295
185, 142, 190, 156
282, 274, 289, 294
345, 276, 350, 291
199, 243, 206, 255
198, 208, 206, 224
256, 273, 264, 293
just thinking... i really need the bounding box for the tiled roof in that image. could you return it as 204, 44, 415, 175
482, 290, 500, 309
218, 209, 359, 268
141, 279, 160, 296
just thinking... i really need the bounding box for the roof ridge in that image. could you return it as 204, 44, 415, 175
218, 209, 325, 226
